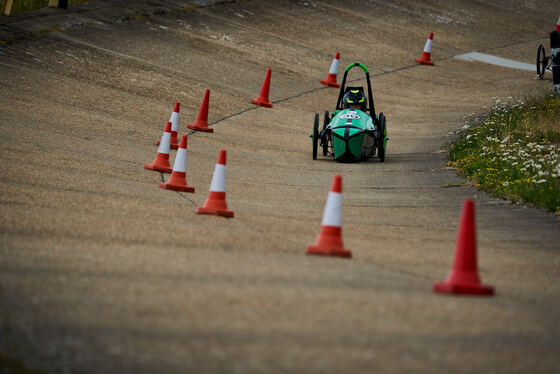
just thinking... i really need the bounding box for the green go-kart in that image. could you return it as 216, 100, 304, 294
312, 63, 388, 162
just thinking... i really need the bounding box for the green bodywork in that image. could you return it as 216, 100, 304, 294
329, 108, 375, 161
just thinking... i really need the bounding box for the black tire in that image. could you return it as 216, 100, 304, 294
312, 113, 319, 160
322, 110, 330, 156
537, 44, 546, 79
378, 113, 386, 162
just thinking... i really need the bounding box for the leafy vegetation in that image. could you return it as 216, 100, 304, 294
448, 93, 560, 212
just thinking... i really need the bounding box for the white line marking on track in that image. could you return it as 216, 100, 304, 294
455, 52, 534, 71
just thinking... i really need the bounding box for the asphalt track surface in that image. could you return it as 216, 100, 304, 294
0, 0, 559, 373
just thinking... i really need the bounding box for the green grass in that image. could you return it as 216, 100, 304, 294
448, 93, 560, 212
2, 0, 91, 15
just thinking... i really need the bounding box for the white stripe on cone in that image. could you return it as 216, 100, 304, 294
209, 164, 226, 192
424, 38, 433, 53
329, 57, 339, 75
169, 111, 179, 133
321, 191, 342, 227
157, 132, 171, 154
172, 147, 187, 173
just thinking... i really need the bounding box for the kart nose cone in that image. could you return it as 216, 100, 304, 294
332, 127, 364, 161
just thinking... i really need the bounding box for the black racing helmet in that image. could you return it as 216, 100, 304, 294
343, 89, 367, 110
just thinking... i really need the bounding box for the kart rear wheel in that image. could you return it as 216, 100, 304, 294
322, 110, 330, 156
536, 44, 547, 79
312, 113, 319, 160
378, 113, 386, 162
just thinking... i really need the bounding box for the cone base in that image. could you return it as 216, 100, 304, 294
415, 57, 434, 66
251, 98, 273, 108
433, 281, 494, 296
159, 182, 195, 193
187, 124, 214, 133
306, 245, 352, 259
320, 79, 340, 88
196, 206, 234, 218
144, 163, 172, 173
156, 140, 179, 150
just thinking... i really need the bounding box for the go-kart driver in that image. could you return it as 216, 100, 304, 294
343, 89, 367, 111
331, 89, 375, 131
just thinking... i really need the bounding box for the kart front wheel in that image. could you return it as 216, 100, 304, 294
536, 44, 547, 79
312, 113, 319, 160
378, 113, 386, 162
322, 110, 330, 156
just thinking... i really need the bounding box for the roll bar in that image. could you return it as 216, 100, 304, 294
335, 63, 376, 121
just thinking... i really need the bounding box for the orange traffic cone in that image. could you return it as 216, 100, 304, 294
415, 32, 434, 66
433, 199, 494, 296
320, 52, 341, 88
196, 149, 234, 217
187, 90, 214, 133
157, 102, 180, 150
159, 135, 195, 192
251, 69, 273, 108
306, 174, 352, 258
144, 121, 173, 173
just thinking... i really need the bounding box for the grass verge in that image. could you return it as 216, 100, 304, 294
448, 93, 560, 213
